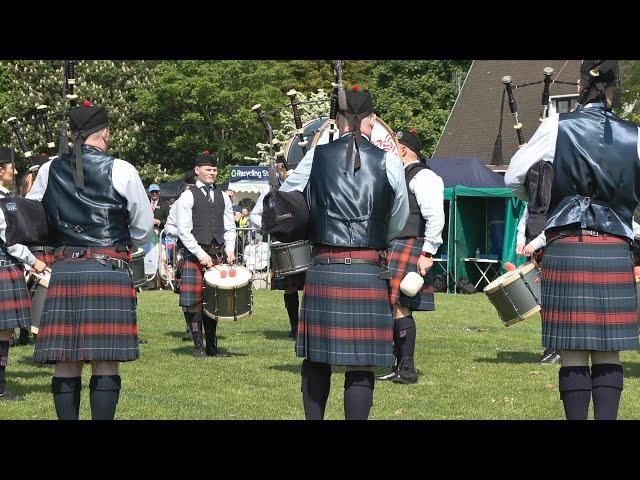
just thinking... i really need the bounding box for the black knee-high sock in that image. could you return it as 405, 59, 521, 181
301, 360, 331, 420
392, 321, 401, 364
89, 375, 121, 420
203, 315, 218, 351
395, 316, 416, 359
591, 363, 624, 420
344, 371, 375, 420
183, 311, 195, 330
0, 340, 9, 395
558, 366, 592, 420
284, 292, 299, 332
52, 377, 82, 420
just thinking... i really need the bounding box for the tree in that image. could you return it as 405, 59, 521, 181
619, 60, 640, 124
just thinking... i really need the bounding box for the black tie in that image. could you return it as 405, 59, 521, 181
203, 186, 213, 204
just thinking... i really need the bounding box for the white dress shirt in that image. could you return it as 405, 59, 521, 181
164, 202, 178, 236
280, 133, 409, 240
0, 186, 36, 266
26, 157, 154, 247
404, 160, 445, 254
516, 208, 547, 251
175, 180, 236, 261
243, 240, 270, 271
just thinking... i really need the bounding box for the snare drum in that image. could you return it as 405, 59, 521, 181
26, 268, 51, 335
203, 265, 253, 321
483, 262, 542, 326
271, 240, 311, 277
130, 247, 146, 288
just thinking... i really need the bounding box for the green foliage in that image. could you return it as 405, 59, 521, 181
619, 60, 640, 124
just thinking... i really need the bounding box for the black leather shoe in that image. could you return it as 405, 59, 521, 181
540, 349, 561, 364
393, 357, 419, 384
0, 390, 24, 401
377, 369, 398, 381
138, 338, 148, 345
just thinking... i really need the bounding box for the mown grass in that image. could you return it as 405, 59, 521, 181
3, 289, 640, 420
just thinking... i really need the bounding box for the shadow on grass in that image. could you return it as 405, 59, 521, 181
6, 379, 51, 396
474, 351, 542, 365
620, 362, 640, 379
260, 330, 295, 341
169, 346, 248, 358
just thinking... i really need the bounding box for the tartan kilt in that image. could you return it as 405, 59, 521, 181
541, 234, 639, 352
0, 260, 31, 331
296, 247, 394, 367
271, 271, 306, 291
387, 238, 435, 311
178, 252, 222, 307
33, 248, 139, 364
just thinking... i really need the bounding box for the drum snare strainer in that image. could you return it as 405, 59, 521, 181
483, 262, 541, 327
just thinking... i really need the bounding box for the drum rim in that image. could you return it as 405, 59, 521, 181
483, 261, 538, 293
502, 305, 541, 326
204, 266, 253, 288
310, 117, 401, 153
203, 309, 251, 321
271, 240, 310, 249
283, 116, 328, 164
273, 265, 309, 276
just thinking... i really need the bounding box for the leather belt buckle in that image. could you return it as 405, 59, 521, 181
71, 251, 83, 259
586, 230, 599, 237
344, 257, 352, 265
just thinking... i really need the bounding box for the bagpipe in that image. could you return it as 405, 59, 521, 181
0, 60, 80, 246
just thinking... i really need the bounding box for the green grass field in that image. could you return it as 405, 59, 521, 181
4, 289, 640, 420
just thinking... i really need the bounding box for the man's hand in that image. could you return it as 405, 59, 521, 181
516, 244, 525, 255
32, 259, 47, 273
417, 255, 433, 276
523, 244, 536, 257
226, 251, 236, 264
200, 254, 213, 269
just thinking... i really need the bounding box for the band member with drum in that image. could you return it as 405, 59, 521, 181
281, 86, 409, 420
515, 208, 561, 364
26, 102, 153, 420
0, 146, 46, 401
505, 60, 640, 420
175, 152, 236, 357
378, 128, 444, 384
250, 163, 305, 339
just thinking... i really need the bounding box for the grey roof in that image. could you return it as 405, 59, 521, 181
433, 60, 582, 169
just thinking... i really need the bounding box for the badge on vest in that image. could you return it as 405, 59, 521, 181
5, 203, 16, 212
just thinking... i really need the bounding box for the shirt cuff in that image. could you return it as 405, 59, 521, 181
25, 253, 36, 266
422, 240, 440, 255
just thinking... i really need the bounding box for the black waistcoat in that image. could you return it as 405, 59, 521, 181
307, 134, 394, 249
397, 162, 429, 238
191, 184, 225, 246
546, 106, 640, 240
42, 146, 131, 247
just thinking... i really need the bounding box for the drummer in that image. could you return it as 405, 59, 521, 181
378, 128, 445, 385
0, 146, 47, 401
505, 60, 640, 420
175, 151, 236, 357
250, 162, 305, 339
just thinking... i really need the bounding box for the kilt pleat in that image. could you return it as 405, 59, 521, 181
0, 261, 31, 331
34, 248, 139, 363
541, 235, 639, 351
296, 247, 393, 367
387, 238, 435, 311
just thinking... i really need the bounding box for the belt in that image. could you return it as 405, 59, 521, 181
0, 258, 17, 268
547, 228, 628, 243
311, 256, 390, 279
56, 248, 130, 270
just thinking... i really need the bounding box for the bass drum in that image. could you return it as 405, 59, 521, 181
311, 117, 400, 156
282, 116, 328, 169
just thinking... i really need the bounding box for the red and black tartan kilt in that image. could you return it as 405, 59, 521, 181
33, 247, 139, 364
33, 247, 55, 268
271, 271, 306, 291
541, 234, 639, 352
0, 258, 31, 331
178, 252, 222, 307
296, 246, 394, 367
387, 238, 435, 311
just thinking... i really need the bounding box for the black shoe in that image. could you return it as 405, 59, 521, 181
540, 349, 561, 364
393, 357, 419, 384
16, 329, 32, 346
138, 338, 148, 345
377, 360, 399, 381
288, 329, 297, 339
0, 390, 24, 401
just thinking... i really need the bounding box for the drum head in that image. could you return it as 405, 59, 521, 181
311, 117, 400, 156
283, 116, 328, 169
204, 265, 253, 289
484, 262, 537, 293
